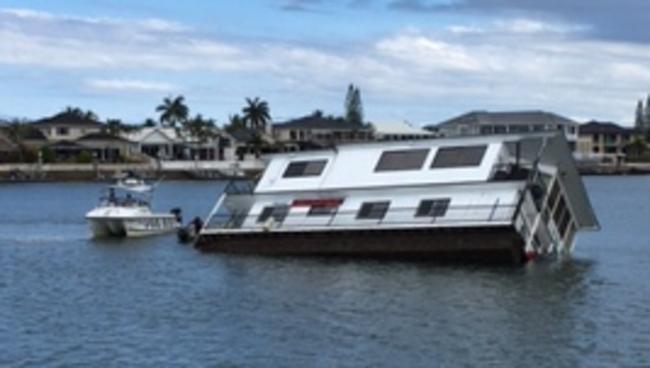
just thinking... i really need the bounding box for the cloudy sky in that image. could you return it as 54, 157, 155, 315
0, 0, 648, 126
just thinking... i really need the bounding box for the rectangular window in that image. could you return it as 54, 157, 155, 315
415, 198, 451, 218
374, 149, 429, 172
431, 145, 487, 169
494, 126, 506, 134
308, 205, 338, 217
257, 205, 290, 223
57, 127, 69, 136
283, 160, 327, 178
357, 201, 390, 220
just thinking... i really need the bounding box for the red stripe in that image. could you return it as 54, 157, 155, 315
292, 198, 344, 207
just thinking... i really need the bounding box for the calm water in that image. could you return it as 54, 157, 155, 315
0, 177, 649, 367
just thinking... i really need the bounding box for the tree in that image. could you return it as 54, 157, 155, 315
636, 100, 645, 129
142, 118, 157, 127
156, 95, 189, 128
645, 95, 650, 129
185, 114, 218, 143
344, 83, 363, 125
106, 119, 123, 136
242, 97, 271, 133
627, 137, 647, 160
63, 106, 97, 121
224, 114, 246, 134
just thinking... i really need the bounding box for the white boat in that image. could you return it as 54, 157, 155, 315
86, 175, 181, 238
195, 132, 599, 264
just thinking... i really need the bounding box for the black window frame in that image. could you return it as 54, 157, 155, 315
374, 149, 430, 172
257, 205, 290, 223
431, 145, 487, 169
415, 198, 451, 218
356, 201, 391, 220
307, 205, 338, 217
282, 160, 328, 178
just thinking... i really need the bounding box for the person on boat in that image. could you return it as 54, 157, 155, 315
108, 188, 116, 205
125, 193, 134, 206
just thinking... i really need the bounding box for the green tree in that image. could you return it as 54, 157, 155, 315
64, 106, 98, 121
627, 137, 647, 160
242, 97, 271, 132
344, 83, 363, 125
636, 100, 645, 129
142, 118, 157, 127
156, 95, 189, 128
185, 114, 218, 143
645, 95, 650, 129
106, 119, 123, 136
224, 114, 246, 134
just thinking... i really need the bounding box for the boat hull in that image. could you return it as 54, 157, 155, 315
194, 225, 526, 264
87, 216, 179, 238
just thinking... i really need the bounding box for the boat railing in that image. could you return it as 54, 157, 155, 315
205, 202, 519, 231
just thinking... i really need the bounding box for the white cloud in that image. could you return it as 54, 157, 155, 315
85, 79, 177, 93
0, 8, 649, 124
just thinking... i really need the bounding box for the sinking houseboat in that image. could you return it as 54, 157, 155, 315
195, 132, 599, 263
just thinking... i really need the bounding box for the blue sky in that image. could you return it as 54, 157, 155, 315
0, 0, 649, 126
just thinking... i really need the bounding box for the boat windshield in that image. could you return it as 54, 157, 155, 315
100, 186, 151, 208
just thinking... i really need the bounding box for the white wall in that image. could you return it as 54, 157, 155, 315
255, 142, 502, 193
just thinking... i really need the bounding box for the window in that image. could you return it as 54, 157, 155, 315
257, 205, 290, 223
480, 125, 493, 134
57, 127, 69, 136
375, 149, 429, 172
494, 126, 506, 134
283, 160, 327, 178
357, 201, 390, 220
431, 145, 487, 169
308, 205, 338, 216
415, 199, 451, 218
509, 125, 530, 133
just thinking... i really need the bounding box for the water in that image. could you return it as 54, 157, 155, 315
0, 177, 649, 367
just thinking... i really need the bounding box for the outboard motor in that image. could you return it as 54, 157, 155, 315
170, 208, 183, 224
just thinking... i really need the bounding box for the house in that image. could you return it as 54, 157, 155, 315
426, 110, 579, 150
124, 126, 235, 161
576, 121, 638, 165
0, 130, 19, 162
31, 112, 104, 142
371, 121, 438, 141
77, 132, 139, 162
273, 114, 374, 149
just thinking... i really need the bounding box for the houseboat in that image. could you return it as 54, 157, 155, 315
195, 132, 599, 263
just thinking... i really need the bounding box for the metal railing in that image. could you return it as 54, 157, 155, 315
205, 202, 518, 232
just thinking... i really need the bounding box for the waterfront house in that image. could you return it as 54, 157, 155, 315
0, 130, 18, 162
77, 132, 139, 163
273, 113, 374, 149
575, 121, 638, 165
425, 111, 579, 150
31, 111, 104, 142
124, 126, 236, 161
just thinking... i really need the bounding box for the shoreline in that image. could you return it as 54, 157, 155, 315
2, 162, 650, 183
0, 162, 263, 182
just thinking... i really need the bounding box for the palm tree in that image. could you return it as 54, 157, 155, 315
242, 97, 270, 133
156, 95, 189, 128
224, 114, 246, 134
185, 114, 217, 143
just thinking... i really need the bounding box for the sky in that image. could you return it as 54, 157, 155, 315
0, 0, 649, 126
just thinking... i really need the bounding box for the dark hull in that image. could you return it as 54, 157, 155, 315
195, 225, 526, 264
